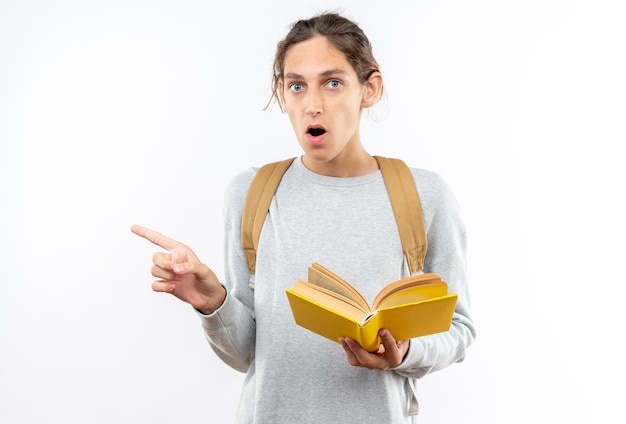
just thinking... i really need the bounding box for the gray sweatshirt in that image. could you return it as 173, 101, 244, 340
199, 157, 475, 423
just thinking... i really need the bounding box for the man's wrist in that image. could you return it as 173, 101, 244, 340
198, 285, 227, 315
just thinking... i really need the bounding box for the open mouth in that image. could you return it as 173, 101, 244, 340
307, 126, 326, 137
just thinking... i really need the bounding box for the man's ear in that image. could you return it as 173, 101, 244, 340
361, 72, 383, 108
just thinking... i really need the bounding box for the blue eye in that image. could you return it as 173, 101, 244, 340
289, 83, 304, 92
327, 80, 341, 89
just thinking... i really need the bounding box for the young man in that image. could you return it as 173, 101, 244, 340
132, 12, 475, 423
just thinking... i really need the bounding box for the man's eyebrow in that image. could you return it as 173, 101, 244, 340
284, 69, 349, 79
320, 69, 348, 78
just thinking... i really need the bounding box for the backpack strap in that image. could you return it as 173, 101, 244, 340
241, 156, 427, 275
374, 156, 427, 274
241, 158, 296, 273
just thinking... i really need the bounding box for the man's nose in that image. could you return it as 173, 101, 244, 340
305, 87, 323, 116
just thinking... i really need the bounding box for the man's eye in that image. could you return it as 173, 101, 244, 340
289, 83, 304, 92
327, 80, 341, 89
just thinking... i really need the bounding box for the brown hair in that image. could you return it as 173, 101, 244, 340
267, 12, 382, 110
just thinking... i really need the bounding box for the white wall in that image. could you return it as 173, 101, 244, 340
1, 0, 624, 422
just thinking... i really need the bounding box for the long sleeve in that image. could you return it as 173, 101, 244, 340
196, 169, 258, 373
393, 171, 476, 379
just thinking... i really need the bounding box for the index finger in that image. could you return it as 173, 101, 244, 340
130, 224, 180, 250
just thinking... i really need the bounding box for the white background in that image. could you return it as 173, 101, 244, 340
1, 0, 624, 422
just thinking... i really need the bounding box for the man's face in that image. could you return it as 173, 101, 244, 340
280, 36, 369, 174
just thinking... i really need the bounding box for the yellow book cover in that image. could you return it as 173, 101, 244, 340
285, 262, 458, 352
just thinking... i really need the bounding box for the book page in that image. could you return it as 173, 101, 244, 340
289, 280, 369, 320
308, 263, 370, 312
372, 273, 446, 310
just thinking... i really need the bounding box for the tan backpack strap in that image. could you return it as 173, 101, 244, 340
241, 158, 296, 273
374, 156, 427, 274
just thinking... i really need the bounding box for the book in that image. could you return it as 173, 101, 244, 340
285, 262, 458, 352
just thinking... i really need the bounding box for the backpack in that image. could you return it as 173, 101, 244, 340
241, 156, 427, 275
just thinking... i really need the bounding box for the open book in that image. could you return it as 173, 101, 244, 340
285, 262, 458, 352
